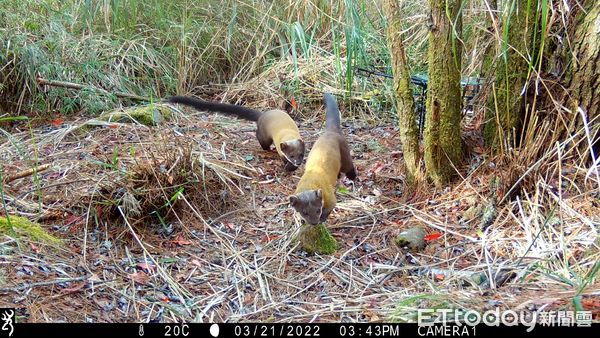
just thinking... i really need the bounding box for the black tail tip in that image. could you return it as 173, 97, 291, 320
165, 96, 179, 103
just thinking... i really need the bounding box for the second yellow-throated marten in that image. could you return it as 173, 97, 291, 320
289, 93, 356, 224
167, 96, 305, 171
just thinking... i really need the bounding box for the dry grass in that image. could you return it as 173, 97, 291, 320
0, 0, 598, 323
0, 90, 598, 322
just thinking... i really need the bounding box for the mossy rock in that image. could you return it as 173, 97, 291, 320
463, 204, 482, 221
395, 227, 427, 251
296, 223, 338, 255
98, 104, 172, 126
0, 215, 62, 245
479, 202, 498, 230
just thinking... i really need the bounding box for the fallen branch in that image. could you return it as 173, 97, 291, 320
37, 77, 151, 102
4, 163, 51, 184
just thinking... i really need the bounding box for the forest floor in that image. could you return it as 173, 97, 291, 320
0, 103, 598, 323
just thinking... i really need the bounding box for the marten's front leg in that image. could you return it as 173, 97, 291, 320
320, 206, 334, 223
283, 160, 298, 172
256, 127, 273, 150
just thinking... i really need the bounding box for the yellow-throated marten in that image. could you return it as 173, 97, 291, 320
289, 93, 356, 224
167, 96, 305, 171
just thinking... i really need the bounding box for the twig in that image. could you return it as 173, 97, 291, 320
0, 275, 89, 293
208, 207, 255, 226
15, 178, 91, 198
117, 207, 193, 316
4, 164, 51, 183
37, 77, 150, 102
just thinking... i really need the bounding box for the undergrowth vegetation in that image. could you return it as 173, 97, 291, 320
2, 0, 406, 118
0, 0, 597, 324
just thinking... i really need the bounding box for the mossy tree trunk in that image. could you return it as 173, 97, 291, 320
424, 0, 464, 186
483, 0, 540, 148
479, 0, 498, 83
563, 2, 599, 160
383, 0, 422, 183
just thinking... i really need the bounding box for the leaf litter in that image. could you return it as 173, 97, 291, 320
0, 100, 598, 323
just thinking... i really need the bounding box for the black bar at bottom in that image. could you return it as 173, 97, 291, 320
6, 322, 597, 338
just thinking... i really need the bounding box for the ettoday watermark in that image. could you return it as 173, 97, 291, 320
417, 308, 593, 333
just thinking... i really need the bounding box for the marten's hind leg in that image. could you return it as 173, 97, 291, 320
339, 138, 357, 180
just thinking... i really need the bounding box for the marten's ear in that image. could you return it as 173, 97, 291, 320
289, 195, 299, 206
280, 142, 289, 151
315, 189, 322, 199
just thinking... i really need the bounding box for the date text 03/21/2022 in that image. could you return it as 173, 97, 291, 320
232, 324, 409, 337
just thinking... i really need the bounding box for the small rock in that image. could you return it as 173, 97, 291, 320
463, 204, 482, 221
488, 299, 503, 307
362, 243, 374, 253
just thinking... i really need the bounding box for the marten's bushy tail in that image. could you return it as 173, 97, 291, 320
323, 93, 341, 133
167, 96, 262, 121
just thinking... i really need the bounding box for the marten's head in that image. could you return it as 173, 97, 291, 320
280, 139, 305, 170
289, 189, 323, 225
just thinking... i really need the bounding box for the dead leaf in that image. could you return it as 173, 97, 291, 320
374, 165, 386, 174
46, 172, 62, 180
62, 282, 86, 294
136, 262, 155, 273
364, 310, 380, 321
30, 243, 40, 254
169, 235, 192, 247
65, 214, 85, 234
130, 271, 150, 285
260, 234, 280, 243
64, 214, 84, 227
368, 161, 386, 175
290, 97, 298, 111
424, 232, 443, 241
88, 273, 102, 282
582, 298, 600, 310
50, 119, 64, 127
95, 205, 104, 218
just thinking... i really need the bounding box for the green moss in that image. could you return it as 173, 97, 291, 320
384, 0, 422, 183
98, 104, 172, 126
423, 0, 464, 186
296, 223, 338, 255
484, 0, 540, 148
479, 203, 498, 230
0, 215, 62, 245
